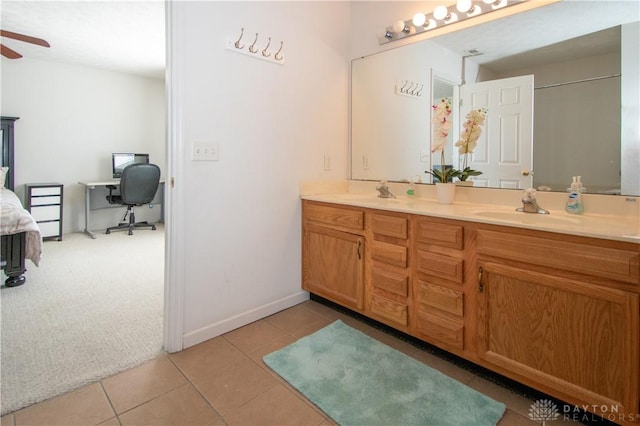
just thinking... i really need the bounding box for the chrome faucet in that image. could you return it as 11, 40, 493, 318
376, 181, 396, 199
516, 188, 549, 214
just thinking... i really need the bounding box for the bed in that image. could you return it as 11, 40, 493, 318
1, 116, 42, 287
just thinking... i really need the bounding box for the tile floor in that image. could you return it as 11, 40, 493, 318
2, 300, 563, 425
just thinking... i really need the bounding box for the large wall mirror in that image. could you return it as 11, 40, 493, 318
351, 1, 640, 196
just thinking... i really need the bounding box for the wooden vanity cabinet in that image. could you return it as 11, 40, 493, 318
302, 200, 640, 423
302, 201, 365, 311
476, 227, 640, 420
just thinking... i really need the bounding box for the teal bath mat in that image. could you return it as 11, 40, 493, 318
264, 320, 505, 426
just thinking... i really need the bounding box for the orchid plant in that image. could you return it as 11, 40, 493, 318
455, 107, 487, 181
426, 98, 460, 183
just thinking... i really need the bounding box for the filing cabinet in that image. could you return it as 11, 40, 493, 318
26, 183, 63, 241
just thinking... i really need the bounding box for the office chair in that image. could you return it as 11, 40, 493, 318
105, 163, 161, 235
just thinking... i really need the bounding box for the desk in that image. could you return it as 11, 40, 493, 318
78, 179, 165, 239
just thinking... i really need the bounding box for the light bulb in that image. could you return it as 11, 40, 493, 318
433, 5, 449, 20
425, 18, 437, 30
392, 20, 406, 33
456, 0, 473, 13
412, 13, 427, 27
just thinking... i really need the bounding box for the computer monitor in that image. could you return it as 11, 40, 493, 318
112, 153, 149, 178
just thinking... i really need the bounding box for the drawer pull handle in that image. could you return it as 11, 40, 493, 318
357, 241, 362, 260
478, 266, 484, 293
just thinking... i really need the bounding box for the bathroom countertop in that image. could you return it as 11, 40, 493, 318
301, 192, 640, 244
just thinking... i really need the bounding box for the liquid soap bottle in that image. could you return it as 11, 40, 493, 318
406, 176, 416, 196
565, 176, 585, 215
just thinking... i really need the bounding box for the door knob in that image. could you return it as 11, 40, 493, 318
521, 169, 533, 176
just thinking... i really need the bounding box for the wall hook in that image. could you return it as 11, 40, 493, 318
234, 28, 245, 49
262, 37, 271, 57
274, 41, 284, 61
406, 82, 416, 94
248, 33, 259, 53
400, 80, 409, 93
415, 84, 424, 96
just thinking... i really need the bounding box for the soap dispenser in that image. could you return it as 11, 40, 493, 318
406, 177, 416, 196
566, 176, 585, 214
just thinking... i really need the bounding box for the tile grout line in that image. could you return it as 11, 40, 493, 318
164, 354, 229, 425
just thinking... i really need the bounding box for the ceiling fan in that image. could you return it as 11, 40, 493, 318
0, 29, 50, 59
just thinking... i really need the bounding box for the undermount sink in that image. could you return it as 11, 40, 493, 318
472, 210, 582, 226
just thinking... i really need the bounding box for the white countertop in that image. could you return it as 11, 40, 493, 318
301, 191, 640, 244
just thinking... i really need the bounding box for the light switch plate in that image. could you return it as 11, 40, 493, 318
193, 142, 219, 161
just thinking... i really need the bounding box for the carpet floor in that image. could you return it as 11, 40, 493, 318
0, 227, 165, 415
264, 320, 506, 426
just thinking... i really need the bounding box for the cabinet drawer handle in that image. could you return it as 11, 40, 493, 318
478, 266, 484, 293
357, 241, 362, 260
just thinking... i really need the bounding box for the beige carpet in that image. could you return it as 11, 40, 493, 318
0, 226, 165, 415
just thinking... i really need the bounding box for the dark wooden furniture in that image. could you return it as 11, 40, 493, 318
1, 116, 28, 286
26, 183, 64, 241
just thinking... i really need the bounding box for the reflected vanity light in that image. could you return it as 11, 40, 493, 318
380, 0, 526, 44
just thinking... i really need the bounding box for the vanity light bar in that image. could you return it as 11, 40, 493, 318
379, 0, 527, 45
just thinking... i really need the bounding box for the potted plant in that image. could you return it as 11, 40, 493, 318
427, 98, 460, 203
455, 107, 487, 184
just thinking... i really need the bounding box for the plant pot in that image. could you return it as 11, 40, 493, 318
435, 182, 456, 204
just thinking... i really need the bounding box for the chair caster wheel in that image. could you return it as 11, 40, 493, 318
106, 230, 111, 234
151, 225, 156, 230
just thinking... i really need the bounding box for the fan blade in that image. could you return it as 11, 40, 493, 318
0, 43, 22, 59
0, 30, 50, 48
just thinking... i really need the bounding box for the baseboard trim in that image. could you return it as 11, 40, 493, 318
182, 291, 310, 349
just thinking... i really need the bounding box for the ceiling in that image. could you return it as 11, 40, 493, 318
1, 1, 165, 79
432, 1, 639, 73
1, 1, 637, 80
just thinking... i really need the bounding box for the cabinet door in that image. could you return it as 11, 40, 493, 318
478, 261, 639, 416
302, 224, 364, 311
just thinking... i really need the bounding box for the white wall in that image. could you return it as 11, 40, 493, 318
1, 58, 166, 233
168, 1, 350, 347
621, 21, 640, 196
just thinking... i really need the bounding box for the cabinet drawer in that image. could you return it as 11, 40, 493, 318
477, 230, 640, 285
31, 186, 61, 196
416, 250, 464, 284
38, 221, 61, 238
372, 268, 408, 297
30, 196, 61, 206
372, 214, 407, 239
304, 203, 364, 231
30, 205, 61, 222
372, 241, 407, 268
371, 294, 408, 326
415, 309, 464, 350
416, 281, 464, 316
416, 220, 463, 250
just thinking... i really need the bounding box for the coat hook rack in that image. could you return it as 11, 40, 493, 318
395, 79, 423, 98
225, 28, 285, 65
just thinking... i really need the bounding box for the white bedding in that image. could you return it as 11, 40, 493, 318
1, 188, 42, 266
